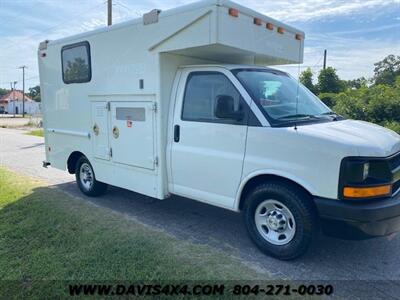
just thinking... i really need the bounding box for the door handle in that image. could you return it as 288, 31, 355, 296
174, 125, 180, 142
93, 123, 99, 136
112, 126, 119, 138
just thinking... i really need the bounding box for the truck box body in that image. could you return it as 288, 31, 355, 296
38, 0, 304, 200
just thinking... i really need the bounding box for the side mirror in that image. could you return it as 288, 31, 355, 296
215, 95, 244, 121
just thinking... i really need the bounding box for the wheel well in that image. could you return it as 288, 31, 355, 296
238, 174, 313, 210
67, 151, 85, 174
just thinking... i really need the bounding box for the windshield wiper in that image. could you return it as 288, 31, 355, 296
320, 111, 337, 116
320, 111, 341, 121
277, 114, 317, 120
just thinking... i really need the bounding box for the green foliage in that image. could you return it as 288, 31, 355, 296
64, 58, 89, 82
0, 88, 9, 97
299, 68, 317, 94
344, 77, 368, 89
373, 54, 400, 86
325, 76, 400, 133
28, 85, 41, 102
331, 89, 367, 120
0, 168, 261, 298
317, 67, 345, 94
383, 121, 400, 134
318, 92, 338, 108
305, 55, 400, 134
26, 129, 44, 137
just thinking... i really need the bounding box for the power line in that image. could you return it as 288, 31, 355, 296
2, 1, 107, 52
114, 1, 142, 17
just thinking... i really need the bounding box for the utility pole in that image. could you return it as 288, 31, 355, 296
13, 81, 17, 117
18, 66, 27, 118
9, 82, 13, 117
10, 81, 17, 117
323, 49, 327, 70
107, 0, 112, 26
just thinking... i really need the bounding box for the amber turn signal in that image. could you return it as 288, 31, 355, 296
295, 33, 303, 40
343, 185, 391, 198
229, 8, 239, 17
254, 18, 262, 26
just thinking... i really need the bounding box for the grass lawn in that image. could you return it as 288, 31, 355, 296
26, 129, 44, 137
0, 168, 262, 298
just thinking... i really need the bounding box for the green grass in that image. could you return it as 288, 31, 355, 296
26, 129, 44, 137
0, 168, 263, 298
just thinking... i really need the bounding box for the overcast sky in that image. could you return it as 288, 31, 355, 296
0, 0, 399, 90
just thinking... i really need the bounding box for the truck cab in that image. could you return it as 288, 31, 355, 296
38, 0, 400, 260
167, 64, 400, 259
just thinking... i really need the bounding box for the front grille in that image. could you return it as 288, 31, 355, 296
389, 152, 400, 195
389, 152, 400, 170
393, 180, 400, 196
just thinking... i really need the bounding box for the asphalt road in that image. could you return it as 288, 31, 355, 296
1, 128, 399, 299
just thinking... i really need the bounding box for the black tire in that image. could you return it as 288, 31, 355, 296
75, 156, 108, 197
243, 181, 318, 260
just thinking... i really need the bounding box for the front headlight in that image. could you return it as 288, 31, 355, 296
339, 158, 392, 199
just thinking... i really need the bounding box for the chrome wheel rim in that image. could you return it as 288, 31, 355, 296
255, 199, 296, 246
79, 162, 94, 191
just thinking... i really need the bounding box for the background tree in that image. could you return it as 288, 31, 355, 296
373, 54, 400, 86
332, 75, 400, 133
64, 58, 89, 82
317, 67, 345, 94
345, 77, 368, 89
0, 88, 9, 97
28, 85, 41, 102
299, 68, 317, 94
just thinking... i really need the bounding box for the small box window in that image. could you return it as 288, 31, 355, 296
61, 41, 91, 84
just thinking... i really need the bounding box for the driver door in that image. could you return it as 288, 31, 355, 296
170, 69, 250, 209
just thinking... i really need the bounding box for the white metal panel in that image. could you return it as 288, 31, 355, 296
91, 102, 110, 160
110, 101, 155, 170
170, 67, 247, 209
216, 6, 303, 64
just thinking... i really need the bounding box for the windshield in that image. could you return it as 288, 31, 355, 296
233, 69, 332, 125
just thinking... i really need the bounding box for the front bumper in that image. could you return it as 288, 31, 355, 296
314, 192, 400, 240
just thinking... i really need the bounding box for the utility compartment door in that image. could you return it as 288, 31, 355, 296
110, 102, 155, 170
91, 101, 110, 160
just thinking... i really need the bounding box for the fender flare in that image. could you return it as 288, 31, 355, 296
233, 169, 318, 211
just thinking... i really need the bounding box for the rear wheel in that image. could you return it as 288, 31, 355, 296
75, 156, 108, 197
243, 182, 318, 260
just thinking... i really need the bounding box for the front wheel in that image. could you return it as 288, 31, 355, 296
243, 182, 318, 260
75, 156, 108, 197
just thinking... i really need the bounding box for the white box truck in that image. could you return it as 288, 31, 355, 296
38, 0, 400, 260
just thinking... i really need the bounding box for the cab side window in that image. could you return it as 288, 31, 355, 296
182, 72, 247, 125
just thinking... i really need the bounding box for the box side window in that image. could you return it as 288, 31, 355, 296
61, 41, 91, 84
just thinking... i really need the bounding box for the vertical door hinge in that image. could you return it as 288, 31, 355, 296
109, 148, 113, 158
106, 102, 111, 111
154, 156, 159, 167
152, 102, 157, 113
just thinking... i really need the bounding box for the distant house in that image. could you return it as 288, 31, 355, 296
0, 90, 40, 115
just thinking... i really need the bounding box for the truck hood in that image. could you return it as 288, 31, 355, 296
299, 119, 400, 157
